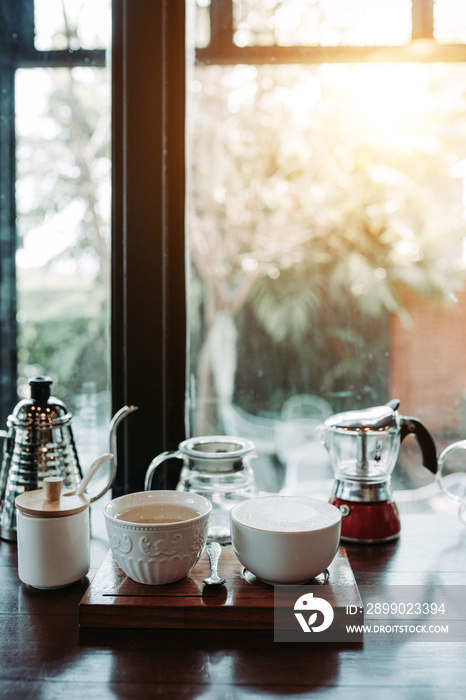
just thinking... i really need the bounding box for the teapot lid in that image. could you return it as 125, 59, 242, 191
323, 405, 399, 433
29, 376, 53, 402
15, 477, 89, 517
8, 376, 71, 427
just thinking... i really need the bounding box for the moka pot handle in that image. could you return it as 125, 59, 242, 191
399, 416, 438, 475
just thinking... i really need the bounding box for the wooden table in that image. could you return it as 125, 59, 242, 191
1, 507, 466, 698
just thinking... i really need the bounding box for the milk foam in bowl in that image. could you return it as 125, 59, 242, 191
230, 495, 341, 585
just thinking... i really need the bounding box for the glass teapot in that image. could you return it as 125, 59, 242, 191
144, 435, 257, 542
436, 440, 466, 524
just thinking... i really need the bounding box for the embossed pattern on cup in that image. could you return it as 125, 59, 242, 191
104, 491, 211, 585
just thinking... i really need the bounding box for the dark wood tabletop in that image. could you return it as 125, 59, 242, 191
1, 505, 466, 699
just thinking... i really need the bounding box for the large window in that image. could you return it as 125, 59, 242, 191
2, 1, 466, 512
0, 0, 111, 480
0, 1, 186, 495
186, 0, 466, 507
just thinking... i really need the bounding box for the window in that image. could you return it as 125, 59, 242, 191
0, 0, 186, 496
186, 0, 466, 509
0, 0, 112, 483
2, 1, 466, 513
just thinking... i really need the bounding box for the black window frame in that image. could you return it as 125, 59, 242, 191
197, 0, 466, 64
0, 0, 186, 496
111, 0, 186, 495
2, 0, 466, 495
112, 0, 466, 493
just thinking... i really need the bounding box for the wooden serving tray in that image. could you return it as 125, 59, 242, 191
79, 545, 362, 630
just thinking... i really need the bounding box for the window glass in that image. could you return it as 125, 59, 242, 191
15, 7, 111, 476
187, 1, 466, 511
233, 0, 412, 47
34, 0, 110, 50
194, 0, 211, 49
434, 0, 466, 44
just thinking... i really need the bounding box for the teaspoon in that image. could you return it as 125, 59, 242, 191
202, 541, 226, 586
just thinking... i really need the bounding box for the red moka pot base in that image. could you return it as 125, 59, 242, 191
330, 496, 401, 543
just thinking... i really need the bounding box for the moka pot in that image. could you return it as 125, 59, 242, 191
318, 399, 438, 543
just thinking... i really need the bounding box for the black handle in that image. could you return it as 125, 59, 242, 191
29, 376, 53, 403
399, 416, 438, 475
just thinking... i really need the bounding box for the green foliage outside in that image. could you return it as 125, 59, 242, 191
188, 63, 466, 426
14, 43, 466, 428
16, 66, 110, 412
17, 271, 108, 408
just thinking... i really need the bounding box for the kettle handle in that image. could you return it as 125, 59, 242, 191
144, 451, 182, 491
399, 417, 438, 475
0, 430, 9, 454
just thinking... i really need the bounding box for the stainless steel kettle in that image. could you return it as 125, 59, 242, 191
0, 376, 138, 541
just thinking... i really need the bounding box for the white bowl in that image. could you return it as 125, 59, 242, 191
104, 490, 211, 585
230, 495, 341, 585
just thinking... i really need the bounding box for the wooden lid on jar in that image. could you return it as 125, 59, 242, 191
15, 477, 90, 517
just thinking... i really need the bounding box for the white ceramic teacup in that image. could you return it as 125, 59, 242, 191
230, 495, 341, 585
104, 490, 212, 585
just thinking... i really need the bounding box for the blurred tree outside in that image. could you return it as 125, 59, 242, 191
14, 0, 111, 470
16, 65, 110, 414
13, 2, 466, 474
187, 62, 466, 434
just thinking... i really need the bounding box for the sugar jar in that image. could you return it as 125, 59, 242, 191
15, 476, 90, 589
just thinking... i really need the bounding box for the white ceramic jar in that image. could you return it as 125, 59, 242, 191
15, 476, 90, 589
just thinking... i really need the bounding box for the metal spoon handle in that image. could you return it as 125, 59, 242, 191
207, 542, 222, 579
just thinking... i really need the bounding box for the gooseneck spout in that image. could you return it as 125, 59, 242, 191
89, 405, 139, 502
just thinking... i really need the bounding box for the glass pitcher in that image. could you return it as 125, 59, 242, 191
436, 440, 466, 524
144, 435, 257, 542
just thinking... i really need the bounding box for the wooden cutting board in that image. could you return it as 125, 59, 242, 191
79, 545, 362, 630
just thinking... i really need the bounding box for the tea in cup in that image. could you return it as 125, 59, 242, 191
104, 490, 211, 585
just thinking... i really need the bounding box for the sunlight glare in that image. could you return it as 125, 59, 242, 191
318, 63, 437, 148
